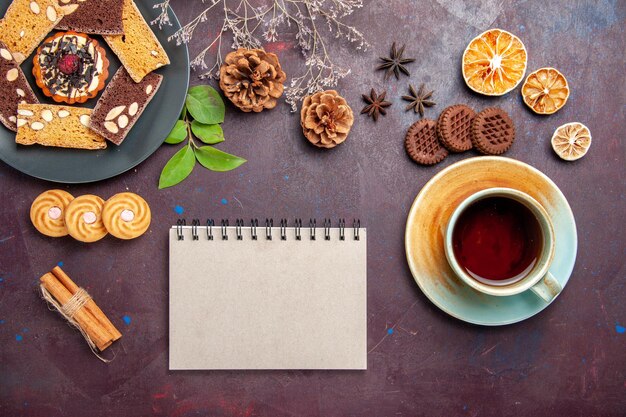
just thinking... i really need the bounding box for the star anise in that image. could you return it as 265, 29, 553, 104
377, 42, 415, 80
402, 83, 436, 117
361, 89, 392, 121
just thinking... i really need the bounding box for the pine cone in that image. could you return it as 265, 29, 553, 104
300, 90, 354, 149
219, 48, 286, 112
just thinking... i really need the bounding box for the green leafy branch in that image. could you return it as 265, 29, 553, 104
159, 85, 246, 189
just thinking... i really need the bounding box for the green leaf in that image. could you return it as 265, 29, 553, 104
194, 146, 246, 172
191, 121, 224, 144
158, 145, 196, 189
164, 120, 188, 144
179, 103, 187, 120
186, 85, 225, 124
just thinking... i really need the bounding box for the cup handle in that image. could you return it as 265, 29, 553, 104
530, 271, 562, 303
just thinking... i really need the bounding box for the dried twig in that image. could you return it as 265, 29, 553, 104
152, 0, 368, 111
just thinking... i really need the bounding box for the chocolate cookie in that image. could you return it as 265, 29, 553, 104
437, 104, 476, 152
405, 119, 448, 165
471, 107, 515, 155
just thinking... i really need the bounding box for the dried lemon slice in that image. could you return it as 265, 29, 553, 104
551, 122, 591, 161
522, 67, 569, 114
462, 29, 528, 96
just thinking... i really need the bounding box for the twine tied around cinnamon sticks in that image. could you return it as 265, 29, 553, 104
59, 287, 91, 318
40, 267, 122, 362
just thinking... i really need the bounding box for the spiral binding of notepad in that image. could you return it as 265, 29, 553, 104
175, 218, 361, 241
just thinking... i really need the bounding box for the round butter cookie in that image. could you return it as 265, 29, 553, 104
30, 190, 75, 237
65, 195, 108, 242
102, 193, 151, 240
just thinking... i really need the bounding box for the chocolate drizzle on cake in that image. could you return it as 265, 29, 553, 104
37, 33, 102, 101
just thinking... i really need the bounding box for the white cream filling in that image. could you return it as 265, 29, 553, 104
48, 206, 62, 220
120, 209, 135, 222
82, 211, 97, 224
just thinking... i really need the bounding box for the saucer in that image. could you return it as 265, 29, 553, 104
405, 157, 577, 325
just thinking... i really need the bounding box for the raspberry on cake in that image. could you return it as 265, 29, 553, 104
32, 31, 109, 105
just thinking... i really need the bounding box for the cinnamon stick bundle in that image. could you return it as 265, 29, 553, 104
40, 267, 122, 352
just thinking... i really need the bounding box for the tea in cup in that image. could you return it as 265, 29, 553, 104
444, 188, 561, 302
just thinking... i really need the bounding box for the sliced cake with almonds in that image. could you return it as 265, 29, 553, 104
90, 67, 162, 145
0, 0, 65, 64
56, 0, 125, 35
16, 103, 106, 150
0, 42, 39, 132
104, 0, 169, 82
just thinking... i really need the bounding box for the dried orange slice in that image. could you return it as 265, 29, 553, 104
522, 68, 569, 114
551, 122, 591, 161
462, 29, 527, 96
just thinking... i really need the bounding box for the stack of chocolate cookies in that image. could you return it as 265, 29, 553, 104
404, 105, 516, 165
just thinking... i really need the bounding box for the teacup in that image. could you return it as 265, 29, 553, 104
444, 187, 562, 302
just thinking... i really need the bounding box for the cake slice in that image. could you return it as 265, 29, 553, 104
90, 67, 162, 145
56, 0, 125, 35
0, 42, 39, 132
16, 103, 106, 150
0, 0, 65, 64
104, 0, 169, 82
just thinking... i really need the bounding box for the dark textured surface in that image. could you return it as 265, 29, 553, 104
1, 0, 625, 416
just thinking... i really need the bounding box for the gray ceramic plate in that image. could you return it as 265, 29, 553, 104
0, 0, 189, 183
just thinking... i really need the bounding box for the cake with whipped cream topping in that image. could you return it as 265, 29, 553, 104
32, 31, 109, 104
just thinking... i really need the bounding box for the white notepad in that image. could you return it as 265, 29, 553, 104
169, 220, 367, 370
